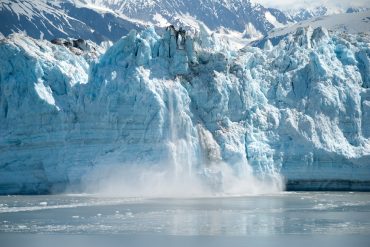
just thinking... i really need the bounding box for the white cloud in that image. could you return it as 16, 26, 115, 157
252, 0, 370, 10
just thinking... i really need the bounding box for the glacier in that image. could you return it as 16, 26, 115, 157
0, 24, 370, 195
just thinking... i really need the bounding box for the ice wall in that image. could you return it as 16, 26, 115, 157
0, 25, 369, 194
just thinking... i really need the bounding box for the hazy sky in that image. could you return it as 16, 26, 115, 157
253, 0, 370, 10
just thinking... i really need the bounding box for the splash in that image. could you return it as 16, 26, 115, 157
80, 84, 283, 198
80, 158, 283, 197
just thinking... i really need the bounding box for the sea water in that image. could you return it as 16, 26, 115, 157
0, 192, 370, 246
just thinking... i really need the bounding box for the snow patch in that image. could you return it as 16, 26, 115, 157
265, 11, 284, 28
152, 13, 170, 27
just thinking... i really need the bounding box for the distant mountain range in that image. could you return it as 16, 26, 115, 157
284, 5, 369, 22
0, 0, 144, 43
83, 0, 290, 34
0, 0, 369, 44
252, 10, 370, 48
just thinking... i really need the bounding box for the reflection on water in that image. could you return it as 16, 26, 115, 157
0, 192, 370, 236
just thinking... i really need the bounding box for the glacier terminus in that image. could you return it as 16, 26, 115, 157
0, 19, 370, 195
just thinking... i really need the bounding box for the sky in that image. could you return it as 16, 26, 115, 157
253, 0, 370, 10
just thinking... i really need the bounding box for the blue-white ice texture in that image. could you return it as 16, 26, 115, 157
0, 25, 369, 194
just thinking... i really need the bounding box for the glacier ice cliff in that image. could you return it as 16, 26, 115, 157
0, 25, 370, 195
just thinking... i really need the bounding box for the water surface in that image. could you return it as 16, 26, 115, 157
1, 192, 370, 246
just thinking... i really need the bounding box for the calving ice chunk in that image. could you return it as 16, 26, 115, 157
34, 79, 58, 110
0, 23, 369, 195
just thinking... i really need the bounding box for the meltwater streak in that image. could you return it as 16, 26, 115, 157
80, 85, 283, 197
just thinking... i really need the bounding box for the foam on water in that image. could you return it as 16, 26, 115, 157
0, 198, 143, 214
81, 161, 283, 197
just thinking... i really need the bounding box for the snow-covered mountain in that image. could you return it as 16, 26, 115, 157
1, 0, 369, 45
254, 0, 370, 22
0, 0, 294, 44
83, 0, 289, 34
0, 0, 145, 43
275, 10, 370, 36
1, 20, 370, 194
252, 10, 370, 48
284, 6, 332, 23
